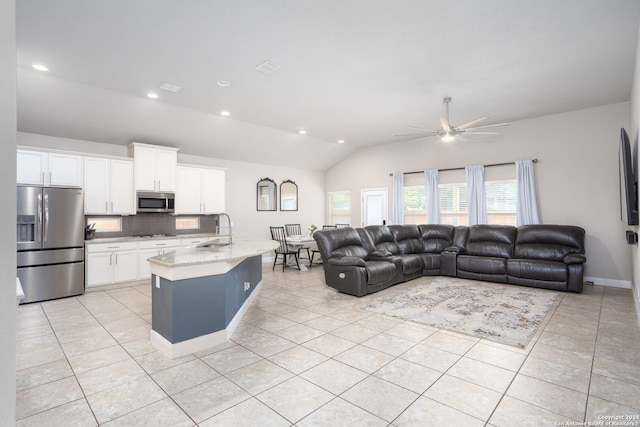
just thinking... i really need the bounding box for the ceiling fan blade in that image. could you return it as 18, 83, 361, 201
464, 122, 510, 130
456, 116, 488, 129
406, 135, 439, 143
406, 125, 440, 132
394, 132, 437, 137
440, 118, 451, 131
463, 131, 501, 135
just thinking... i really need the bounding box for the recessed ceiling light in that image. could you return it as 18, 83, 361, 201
298, 128, 307, 135
220, 110, 230, 117
158, 82, 182, 93
147, 92, 159, 99
337, 139, 345, 144
32, 64, 48, 72
217, 81, 230, 87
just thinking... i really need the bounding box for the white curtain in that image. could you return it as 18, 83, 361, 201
516, 159, 540, 225
392, 172, 404, 225
466, 164, 487, 225
424, 169, 440, 224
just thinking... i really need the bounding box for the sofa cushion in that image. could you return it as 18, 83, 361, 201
365, 225, 399, 254
465, 225, 516, 259
457, 255, 507, 275
507, 259, 567, 282
418, 224, 455, 253
365, 261, 398, 285
514, 225, 586, 262
389, 225, 423, 254
315, 227, 370, 259
396, 254, 424, 274
419, 253, 441, 271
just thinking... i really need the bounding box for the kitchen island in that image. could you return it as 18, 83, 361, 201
147, 238, 278, 358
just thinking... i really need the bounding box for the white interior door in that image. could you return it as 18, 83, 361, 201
361, 188, 388, 226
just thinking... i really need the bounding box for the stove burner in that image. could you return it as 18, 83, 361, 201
132, 233, 177, 238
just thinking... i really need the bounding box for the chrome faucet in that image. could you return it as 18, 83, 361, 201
217, 213, 232, 244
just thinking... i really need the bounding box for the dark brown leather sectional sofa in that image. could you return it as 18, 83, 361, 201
312, 224, 586, 297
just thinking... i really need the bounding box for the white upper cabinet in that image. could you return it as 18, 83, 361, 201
175, 165, 225, 214
84, 157, 134, 215
129, 142, 178, 192
17, 149, 83, 187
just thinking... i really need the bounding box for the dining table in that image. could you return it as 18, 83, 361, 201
286, 234, 316, 269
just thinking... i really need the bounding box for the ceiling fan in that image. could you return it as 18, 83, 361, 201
396, 97, 509, 143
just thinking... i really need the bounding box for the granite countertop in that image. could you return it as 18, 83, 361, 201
147, 238, 279, 268
85, 233, 220, 244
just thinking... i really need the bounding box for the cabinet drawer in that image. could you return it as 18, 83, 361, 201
138, 239, 180, 250
181, 237, 210, 247
86, 241, 139, 253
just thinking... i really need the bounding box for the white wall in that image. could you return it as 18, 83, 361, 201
17, 132, 326, 243
326, 102, 631, 285
629, 19, 640, 323
1, 0, 17, 421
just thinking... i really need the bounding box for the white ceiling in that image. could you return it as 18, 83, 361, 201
15, 0, 640, 171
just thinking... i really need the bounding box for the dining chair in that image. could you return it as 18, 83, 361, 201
310, 225, 336, 266
270, 226, 300, 271
284, 223, 311, 261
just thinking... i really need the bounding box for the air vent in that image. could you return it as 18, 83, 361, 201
158, 82, 182, 93
254, 60, 281, 74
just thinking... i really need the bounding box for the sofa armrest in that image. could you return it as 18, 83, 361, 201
369, 250, 392, 258
328, 256, 366, 267
563, 253, 586, 265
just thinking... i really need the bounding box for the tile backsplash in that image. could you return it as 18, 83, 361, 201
87, 213, 218, 239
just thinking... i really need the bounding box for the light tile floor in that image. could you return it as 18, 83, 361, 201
15, 266, 640, 426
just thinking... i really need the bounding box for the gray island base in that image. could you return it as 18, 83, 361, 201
147, 239, 279, 359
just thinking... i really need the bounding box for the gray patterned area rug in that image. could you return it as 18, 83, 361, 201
361, 276, 559, 348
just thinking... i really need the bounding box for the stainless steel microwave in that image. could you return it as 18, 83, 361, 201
136, 192, 175, 213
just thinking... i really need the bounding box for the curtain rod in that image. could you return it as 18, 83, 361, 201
390, 159, 538, 176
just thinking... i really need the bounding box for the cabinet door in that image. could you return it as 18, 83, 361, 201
138, 248, 159, 280
133, 145, 157, 191
84, 157, 110, 214
202, 169, 225, 214
48, 153, 83, 187
175, 166, 202, 214
17, 150, 46, 185
110, 160, 134, 214
113, 250, 138, 283
86, 252, 113, 287
155, 149, 177, 191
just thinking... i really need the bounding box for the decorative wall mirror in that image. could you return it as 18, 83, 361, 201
256, 178, 277, 211
280, 180, 298, 211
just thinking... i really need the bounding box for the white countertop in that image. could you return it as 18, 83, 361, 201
148, 238, 278, 268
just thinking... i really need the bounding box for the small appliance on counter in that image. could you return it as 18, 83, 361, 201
17, 186, 85, 304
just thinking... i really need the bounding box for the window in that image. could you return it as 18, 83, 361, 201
404, 185, 426, 225
175, 217, 200, 230
486, 179, 517, 225
439, 183, 468, 226
88, 217, 121, 232
328, 191, 351, 225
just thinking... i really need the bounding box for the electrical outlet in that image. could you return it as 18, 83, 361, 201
244, 281, 250, 291
155, 276, 160, 289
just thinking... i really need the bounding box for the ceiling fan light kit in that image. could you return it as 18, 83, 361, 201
396, 97, 509, 143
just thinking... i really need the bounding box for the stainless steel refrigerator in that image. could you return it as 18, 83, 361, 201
17, 186, 85, 304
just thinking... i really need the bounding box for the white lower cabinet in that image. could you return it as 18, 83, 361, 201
86, 242, 139, 288
138, 239, 180, 280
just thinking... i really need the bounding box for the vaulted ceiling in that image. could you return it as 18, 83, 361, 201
15, 0, 640, 171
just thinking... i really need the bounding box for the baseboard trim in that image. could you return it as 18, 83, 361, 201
584, 276, 632, 289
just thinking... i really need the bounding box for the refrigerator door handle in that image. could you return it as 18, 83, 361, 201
43, 193, 49, 243
36, 193, 42, 244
